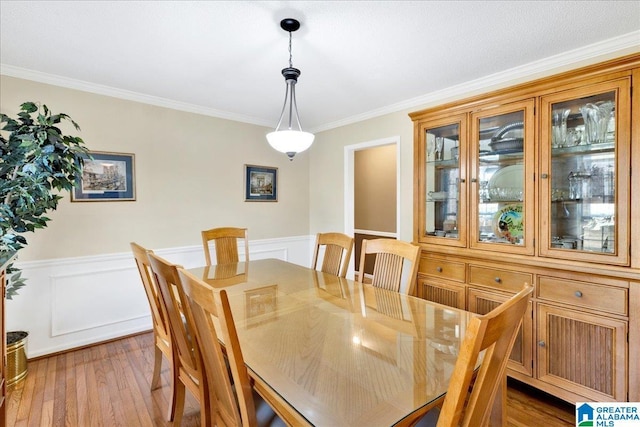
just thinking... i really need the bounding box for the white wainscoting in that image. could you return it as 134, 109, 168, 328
6, 235, 314, 358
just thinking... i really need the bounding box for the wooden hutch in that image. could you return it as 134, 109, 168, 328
410, 54, 640, 404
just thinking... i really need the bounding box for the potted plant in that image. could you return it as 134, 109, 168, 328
1, 102, 90, 386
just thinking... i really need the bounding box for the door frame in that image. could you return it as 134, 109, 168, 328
344, 136, 401, 279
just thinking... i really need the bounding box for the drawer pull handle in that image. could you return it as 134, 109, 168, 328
575, 290, 583, 298
538, 341, 546, 347
436, 267, 443, 273
494, 277, 501, 283
541, 173, 549, 179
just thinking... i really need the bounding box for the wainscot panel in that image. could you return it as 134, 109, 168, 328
6, 235, 313, 357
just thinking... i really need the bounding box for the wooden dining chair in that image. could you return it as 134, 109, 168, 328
415, 284, 534, 427
147, 253, 210, 427
357, 238, 420, 295
201, 227, 249, 266
311, 232, 354, 278
130, 242, 177, 420
176, 267, 285, 427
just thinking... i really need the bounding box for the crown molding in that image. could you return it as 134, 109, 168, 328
310, 30, 640, 133
2, 31, 638, 133
0, 64, 273, 128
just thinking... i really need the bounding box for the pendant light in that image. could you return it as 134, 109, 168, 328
266, 18, 314, 160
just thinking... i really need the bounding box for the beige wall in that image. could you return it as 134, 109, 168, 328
354, 144, 396, 232
0, 76, 310, 262
309, 111, 415, 241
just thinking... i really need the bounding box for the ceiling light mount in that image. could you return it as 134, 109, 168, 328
266, 18, 314, 161
280, 18, 300, 32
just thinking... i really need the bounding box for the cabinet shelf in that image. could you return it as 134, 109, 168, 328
426, 158, 458, 168
552, 141, 614, 157
478, 150, 524, 164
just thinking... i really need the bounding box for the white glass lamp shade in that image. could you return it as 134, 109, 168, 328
266, 130, 315, 159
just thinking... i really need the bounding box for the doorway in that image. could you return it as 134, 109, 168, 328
344, 137, 400, 280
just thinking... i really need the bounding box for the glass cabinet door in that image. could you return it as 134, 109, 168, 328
417, 114, 467, 247
539, 79, 630, 265
469, 100, 535, 255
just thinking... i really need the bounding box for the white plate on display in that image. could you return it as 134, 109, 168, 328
488, 164, 524, 191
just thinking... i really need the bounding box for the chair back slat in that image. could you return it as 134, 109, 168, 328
312, 232, 354, 278
202, 227, 249, 266
371, 252, 403, 291
357, 238, 420, 295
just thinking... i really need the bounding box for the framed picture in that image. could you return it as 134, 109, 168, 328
245, 285, 278, 328
244, 164, 277, 202
71, 151, 136, 202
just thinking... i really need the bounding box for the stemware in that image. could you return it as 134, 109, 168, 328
426, 136, 435, 161
551, 108, 571, 147
435, 137, 445, 161
580, 101, 614, 144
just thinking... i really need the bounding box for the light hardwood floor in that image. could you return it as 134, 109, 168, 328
6, 332, 575, 426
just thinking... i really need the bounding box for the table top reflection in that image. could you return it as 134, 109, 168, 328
187, 258, 475, 427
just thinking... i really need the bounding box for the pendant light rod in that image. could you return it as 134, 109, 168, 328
266, 18, 314, 160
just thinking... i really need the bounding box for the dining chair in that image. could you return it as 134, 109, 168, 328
311, 232, 354, 278
415, 284, 534, 427
130, 242, 177, 421
147, 253, 211, 427
176, 267, 285, 427
357, 238, 421, 295
201, 227, 249, 266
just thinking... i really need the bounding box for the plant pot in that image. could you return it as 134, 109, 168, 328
6, 331, 28, 389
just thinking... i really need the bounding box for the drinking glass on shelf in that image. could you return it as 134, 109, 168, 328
426, 136, 435, 161
435, 137, 444, 161
552, 108, 571, 148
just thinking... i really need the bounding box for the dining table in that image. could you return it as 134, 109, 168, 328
186, 258, 496, 427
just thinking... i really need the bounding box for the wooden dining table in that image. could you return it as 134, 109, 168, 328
187, 258, 483, 427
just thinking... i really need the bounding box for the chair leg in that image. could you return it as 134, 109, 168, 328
199, 382, 212, 427
171, 379, 185, 425
166, 356, 178, 422
151, 345, 163, 390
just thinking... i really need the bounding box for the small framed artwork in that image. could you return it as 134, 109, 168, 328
244, 164, 278, 202
245, 285, 278, 328
71, 151, 136, 202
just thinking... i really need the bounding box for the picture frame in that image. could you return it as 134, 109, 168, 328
71, 151, 136, 202
244, 164, 278, 202
245, 285, 278, 328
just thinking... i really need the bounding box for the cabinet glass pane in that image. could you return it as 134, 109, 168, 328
477, 110, 525, 245
549, 91, 616, 254
425, 123, 460, 239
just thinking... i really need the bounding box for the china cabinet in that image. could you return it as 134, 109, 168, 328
411, 54, 640, 404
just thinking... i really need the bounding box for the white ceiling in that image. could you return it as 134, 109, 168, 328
1, 1, 639, 132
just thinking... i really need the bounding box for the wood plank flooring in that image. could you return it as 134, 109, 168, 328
6, 332, 576, 426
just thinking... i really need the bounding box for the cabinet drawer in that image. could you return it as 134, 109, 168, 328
419, 256, 465, 283
468, 265, 532, 293
538, 276, 628, 316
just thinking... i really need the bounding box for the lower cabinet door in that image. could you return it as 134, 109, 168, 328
418, 278, 465, 309
537, 303, 627, 401
468, 287, 533, 376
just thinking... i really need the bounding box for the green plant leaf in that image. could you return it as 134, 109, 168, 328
1, 102, 89, 298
